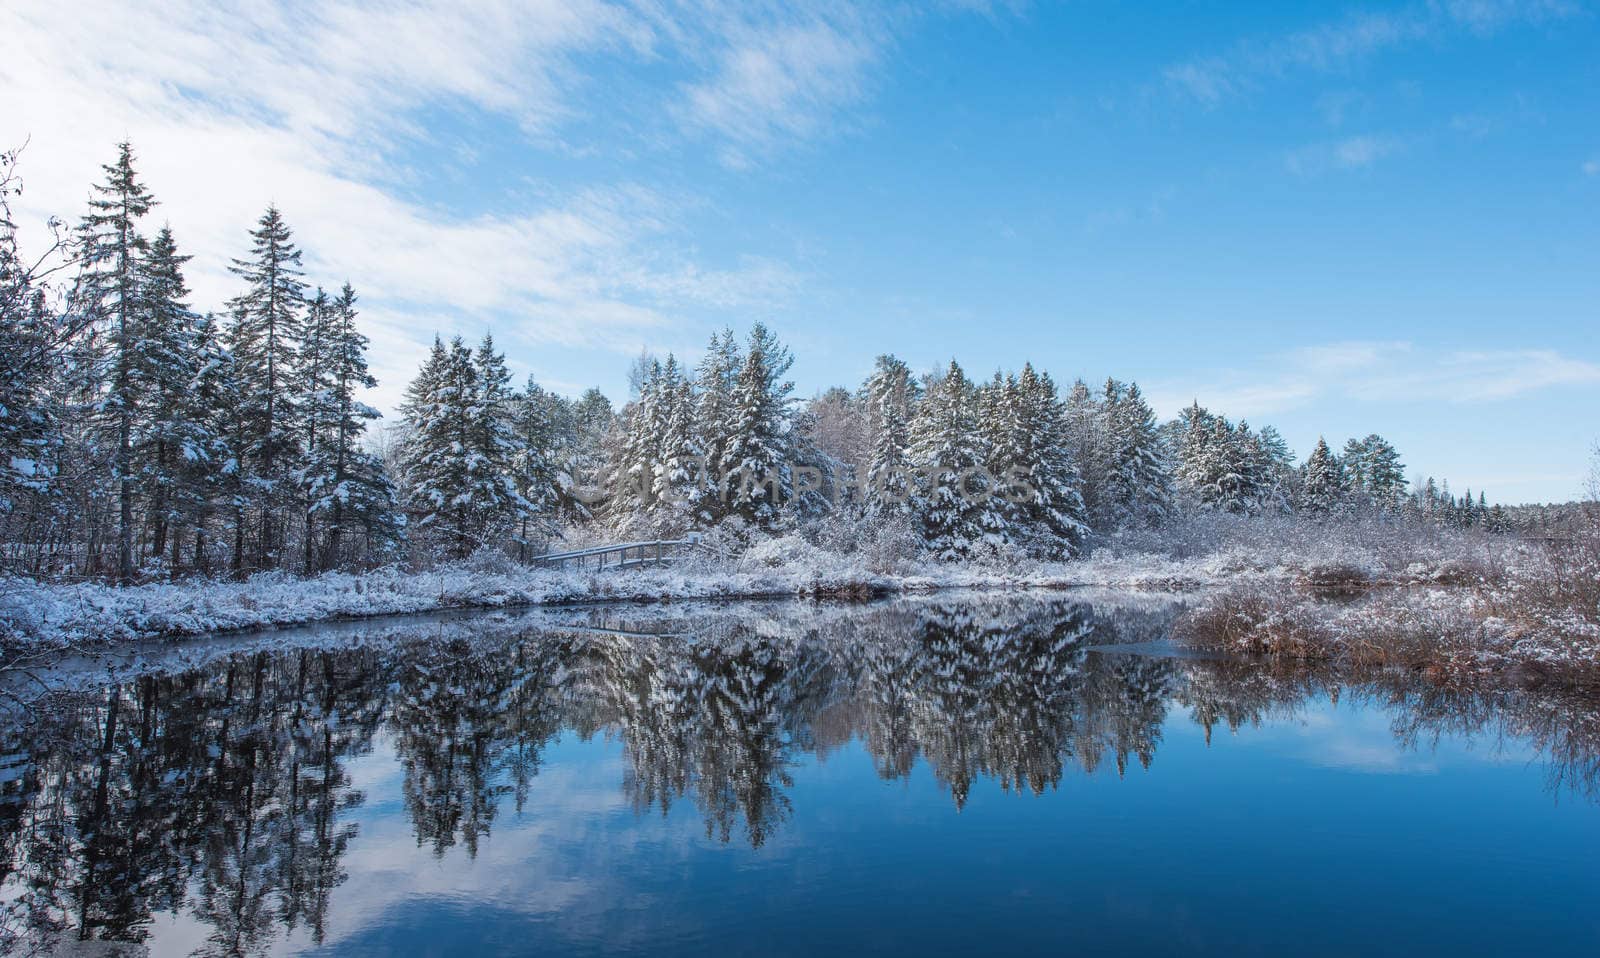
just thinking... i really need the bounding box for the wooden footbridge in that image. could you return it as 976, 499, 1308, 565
533, 538, 704, 572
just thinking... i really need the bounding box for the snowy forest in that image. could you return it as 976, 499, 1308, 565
0, 143, 1538, 587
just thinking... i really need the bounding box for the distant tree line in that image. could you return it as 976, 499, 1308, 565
0, 143, 1516, 582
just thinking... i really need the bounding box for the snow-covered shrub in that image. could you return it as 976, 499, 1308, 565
738, 533, 832, 571
463, 546, 522, 576
1174, 588, 1321, 658
856, 514, 926, 575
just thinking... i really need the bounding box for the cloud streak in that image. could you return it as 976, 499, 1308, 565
1146, 340, 1600, 420
1285, 134, 1404, 174
1162, 1, 1581, 106
0, 0, 940, 412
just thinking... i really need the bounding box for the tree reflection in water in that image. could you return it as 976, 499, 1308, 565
1, 596, 1595, 953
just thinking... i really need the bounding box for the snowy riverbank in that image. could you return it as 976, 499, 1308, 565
5, 527, 1594, 688
0, 546, 1302, 651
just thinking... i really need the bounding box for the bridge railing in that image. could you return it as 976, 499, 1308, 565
532, 539, 704, 572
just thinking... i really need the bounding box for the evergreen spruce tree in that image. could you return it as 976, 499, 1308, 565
610, 357, 663, 521
400, 337, 477, 558
1234, 422, 1284, 513
133, 225, 203, 570
1302, 437, 1343, 513
1340, 436, 1370, 496
863, 354, 917, 516
694, 328, 741, 522
1357, 434, 1406, 509
907, 360, 998, 559
226, 205, 307, 571
470, 333, 536, 547
1063, 379, 1109, 525
718, 324, 795, 529
77, 142, 156, 582
976, 371, 1020, 546
652, 357, 706, 531
1005, 365, 1088, 556
1101, 379, 1173, 528
295, 288, 335, 570
297, 284, 400, 570
0, 146, 63, 516
0, 270, 61, 517
1174, 402, 1220, 509
510, 377, 570, 553
180, 312, 239, 574
568, 388, 614, 516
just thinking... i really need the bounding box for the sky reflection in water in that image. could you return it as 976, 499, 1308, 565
3, 595, 1597, 956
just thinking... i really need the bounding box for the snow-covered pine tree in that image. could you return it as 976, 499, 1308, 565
863, 354, 917, 516
400, 336, 477, 558
907, 360, 1001, 560
295, 287, 335, 570
1173, 402, 1220, 510
569, 388, 614, 515
1418, 476, 1442, 520
1343, 434, 1406, 511
609, 356, 663, 523
76, 142, 156, 582
1004, 365, 1088, 557
1340, 436, 1370, 497
297, 284, 400, 570
1102, 381, 1172, 528
1301, 437, 1343, 513
0, 267, 60, 519
1234, 421, 1285, 513
471, 333, 537, 551
1191, 418, 1249, 513
511, 376, 571, 553
1062, 379, 1110, 528
226, 205, 307, 571
652, 356, 706, 532
179, 311, 238, 573
133, 225, 204, 570
976, 371, 1021, 548
1255, 424, 1294, 503
719, 324, 795, 529
693, 329, 741, 523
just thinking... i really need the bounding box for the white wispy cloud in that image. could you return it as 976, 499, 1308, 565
1285, 134, 1404, 174
675, 8, 888, 169
1162, 1, 1581, 106
1146, 340, 1600, 420
0, 0, 948, 411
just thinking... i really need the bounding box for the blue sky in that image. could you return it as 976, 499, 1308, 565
2, 0, 1596, 502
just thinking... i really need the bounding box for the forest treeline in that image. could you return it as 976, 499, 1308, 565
1, 144, 1512, 582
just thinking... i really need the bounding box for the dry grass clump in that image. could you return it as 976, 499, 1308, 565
1174, 589, 1324, 658
1416, 556, 1496, 587
1338, 596, 1491, 673
1296, 562, 1376, 596
1177, 587, 1505, 678
1472, 522, 1600, 653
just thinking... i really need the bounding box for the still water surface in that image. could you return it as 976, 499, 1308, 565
3, 595, 1597, 956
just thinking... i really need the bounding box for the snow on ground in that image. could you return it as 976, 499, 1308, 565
0, 544, 1292, 651
4, 526, 1591, 687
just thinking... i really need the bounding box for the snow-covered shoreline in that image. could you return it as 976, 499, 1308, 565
1, 549, 1280, 651
5, 531, 1594, 689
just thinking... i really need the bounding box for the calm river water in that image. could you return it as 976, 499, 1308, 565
3, 594, 1597, 955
